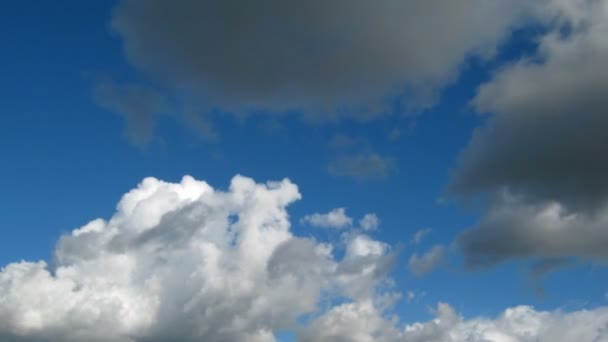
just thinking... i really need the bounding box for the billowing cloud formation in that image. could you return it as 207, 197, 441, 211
452, 0, 608, 267
301, 208, 353, 229
1, 175, 607, 341
401, 303, 608, 342
108, 0, 532, 126
302, 301, 608, 341
0, 175, 393, 341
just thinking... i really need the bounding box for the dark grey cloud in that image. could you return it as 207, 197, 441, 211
451, 0, 608, 267
451, 42, 608, 210
452, 0, 608, 207
108, 0, 532, 125
458, 195, 608, 268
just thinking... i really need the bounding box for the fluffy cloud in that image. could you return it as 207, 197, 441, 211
302, 301, 608, 342
1, 175, 607, 341
451, 0, 608, 266
301, 208, 353, 229
359, 213, 380, 231
301, 210, 381, 232
0, 175, 393, 341
408, 245, 445, 277
402, 302, 608, 342
299, 300, 403, 342
103, 0, 536, 137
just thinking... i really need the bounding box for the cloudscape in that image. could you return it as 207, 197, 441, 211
1, 1, 608, 341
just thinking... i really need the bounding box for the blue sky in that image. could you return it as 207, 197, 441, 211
2, 1, 608, 341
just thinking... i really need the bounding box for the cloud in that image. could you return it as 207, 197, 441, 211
301, 208, 353, 229
452, 0, 608, 207
359, 213, 380, 231
2, 176, 607, 341
458, 193, 608, 268
451, 0, 608, 266
406, 290, 426, 303
408, 245, 445, 277
0, 175, 398, 341
402, 303, 608, 342
301, 301, 608, 342
529, 257, 573, 277
299, 300, 403, 342
328, 153, 395, 181
411, 228, 432, 245
105, 0, 535, 136
94, 80, 166, 145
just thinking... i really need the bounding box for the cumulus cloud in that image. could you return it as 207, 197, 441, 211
402, 302, 608, 342
0, 175, 394, 341
408, 245, 445, 277
359, 213, 380, 231
451, 0, 608, 266
1, 175, 607, 341
102, 0, 537, 137
302, 301, 608, 342
301, 208, 353, 229
299, 300, 403, 342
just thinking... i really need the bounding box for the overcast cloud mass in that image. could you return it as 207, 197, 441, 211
104, 0, 537, 135
452, 0, 608, 268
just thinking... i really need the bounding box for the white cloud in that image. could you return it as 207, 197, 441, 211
300, 302, 608, 342
402, 303, 608, 342
0, 175, 393, 341
301, 208, 353, 229
299, 300, 403, 342
408, 245, 445, 277
1, 175, 607, 341
301, 301, 608, 342
359, 213, 380, 231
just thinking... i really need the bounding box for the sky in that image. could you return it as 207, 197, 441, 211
1, 1, 608, 341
